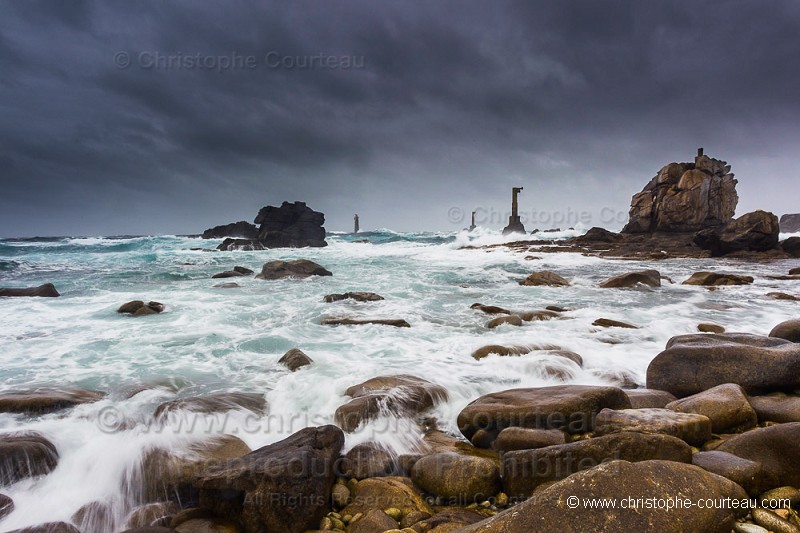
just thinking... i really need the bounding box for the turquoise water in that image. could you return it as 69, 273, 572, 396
0, 228, 798, 530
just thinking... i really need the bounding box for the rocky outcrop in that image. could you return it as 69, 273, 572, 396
321, 317, 410, 327
646, 333, 800, 397
622, 152, 738, 234
694, 210, 781, 256
323, 292, 384, 303
781, 213, 800, 233
210, 201, 327, 250
117, 300, 165, 316
0, 432, 59, 485
0, 387, 104, 415
0, 283, 60, 297
518, 271, 570, 287
201, 221, 258, 240
255, 259, 332, 279
682, 272, 753, 286
194, 425, 344, 533
463, 460, 747, 533
278, 348, 313, 371
598, 269, 661, 288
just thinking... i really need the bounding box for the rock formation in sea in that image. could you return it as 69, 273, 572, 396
203, 201, 327, 250
781, 213, 800, 233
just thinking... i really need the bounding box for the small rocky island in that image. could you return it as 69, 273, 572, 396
203, 201, 327, 251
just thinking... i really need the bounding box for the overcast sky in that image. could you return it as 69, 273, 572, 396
1, 0, 798, 237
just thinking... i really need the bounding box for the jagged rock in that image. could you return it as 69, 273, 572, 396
594, 407, 712, 445
457, 385, 631, 446
593, 318, 638, 329
646, 333, 800, 396
502, 432, 691, 498
254, 201, 326, 247
692, 451, 771, 496
154, 392, 267, 418
770, 319, 800, 342
255, 259, 332, 279
622, 153, 738, 234
411, 452, 501, 503
202, 221, 259, 240
624, 389, 677, 409
195, 425, 344, 533
466, 460, 747, 533
694, 210, 780, 255
117, 300, 165, 315
780, 213, 800, 233
0, 493, 14, 519
323, 292, 384, 303
781, 237, 800, 257
518, 271, 570, 287
598, 269, 661, 288
470, 303, 512, 315
278, 348, 313, 371
335, 375, 447, 432
321, 317, 410, 327
716, 423, 800, 490
0, 283, 60, 297
0, 432, 59, 485
666, 383, 757, 433
0, 387, 104, 414
682, 272, 753, 285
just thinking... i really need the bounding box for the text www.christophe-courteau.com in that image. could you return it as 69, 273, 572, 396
566, 495, 791, 511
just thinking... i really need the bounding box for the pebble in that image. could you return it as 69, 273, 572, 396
752, 508, 800, 533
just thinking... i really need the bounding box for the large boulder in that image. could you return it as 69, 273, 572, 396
462, 460, 747, 533
340, 442, 397, 480
622, 153, 738, 234
694, 210, 780, 255
716, 422, 800, 490
502, 432, 691, 498
780, 213, 800, 233
335, 375, 448, 432
457, 385, 631, 446
598, 269, 660, 288
254, 201, 326, 248
646, 333, 800, 396
770, 319, 800, 343
411, 452, 501, 503
195, 425, 344, 533
0, 283, 60, 297
255, 259, 332, 279
0, 432, 59, 485
748, 394, 800, 423
782, 236, 800, 257
494, 427, 566, 452
0, 387, 105, 415
202, 221, 259, 240
665, 383, 757, 433
692, 451, 772, 496
593, 408, 712, 445
682, 272, 753, 285
278, 348, 313, 371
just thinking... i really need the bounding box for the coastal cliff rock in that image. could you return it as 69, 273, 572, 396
622, 152, 737, 233
694, 209, 780, 256
201, 221, 258, 239
211, 201, 327, 250
781, 213, 800, 233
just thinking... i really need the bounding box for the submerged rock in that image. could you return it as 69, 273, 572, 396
154, 392, 267, 418
486, 315, 522, 328
323, 292, 384, 303
598, 269, 661, 288
278, 348, 313, 371
593, 318, 638, 329
321, 317, 410, 327
0, 432, 59, 485
255, 259, 332, 279
0, 283, 60, 297
195, 425, 344, 533
470, 303, 512, 315
0, 387, 104, 415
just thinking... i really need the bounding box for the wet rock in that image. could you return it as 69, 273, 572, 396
471, 344, 538, 360
154, 392, 267, 418
347, 509, 398, 533
124, 502, 178, 529
770, 319, 800, 342
0, 283, 60, 297
72, 500, 115, 533
411, 452, 501, 503
594, 407, 712, 445
335, 375, 447, 433
341, 442, 397, 479
486, 315, 522, 328
469, 303, 511, 315
682, 272, 754, 285
324, 292, 384, 303
139, 434, 251, 504
782, 237, 800, 257
624, 389, 677, 409
717, 423, 800, 489
0, 493, 13, 519
278, 348, 313, 371
749, 394, 800, 423
646, 333, 800, 396
120, 528, 174, 533
0, 387, 105, 415
665, 383, 757, 433
174, 518, 241, 532
195, 425, 344, 533
494, 427, 566, 452
598, 269, 660, 288
216, 238, 264, 251
592, 318, 638, 329
692, 451, 771, 496
211, 270, 245, 279
516, 310, 560, 321
698, 323, 726, 333
694, 210, 781, 256
321, 317, 410, 327
751, 508, 800, 533
518, 271, 570, 287
6, 523, 82, 533
457, 385, 631, 445
462, 460, 747, 533
202, 221, 259, 240
256, 259, 332, 279
791, 267, 800, 275
341, 476, 432, 520
767, 292, 800, 301
117, 300, 165, 315
0, 432, 59, 485
213, 282, 240, 289
502, 432, 691, 498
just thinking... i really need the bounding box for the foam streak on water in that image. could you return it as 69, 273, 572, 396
0, 230, 798, 530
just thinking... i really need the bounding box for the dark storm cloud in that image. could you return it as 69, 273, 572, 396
1, 0, 799, 236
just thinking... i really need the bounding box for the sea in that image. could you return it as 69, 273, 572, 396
0, 227, 798, 530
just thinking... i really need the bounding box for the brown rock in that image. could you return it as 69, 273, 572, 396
0, 283, 60, 297
213, 282, 240, 289
749, 394, 800, 423
154, 392, 266, 418
321, 317, 410, 327
716, 422, 800, 490
409, 507, 485, 531
502, 432, 691, 498
665, 383, 757, 433
347, 509, 398, 533
411, 452, 501, 503
255, 259, 332, 279
0, 387, 105, 415
695, 210, 781, 256
0, 432, 59, 485
518, 271, 570, 287
751, 508, 800, 533
682, 272, 754, 286
770, 319, 800, 342
123, 502, 178, 529
278, 348, 313, 371
516, 310, 560, 321
692, 450, 772, 496
598, 269, 661, 288
593, 318, 638, 329
698, 323, 725, 333
471, 344, 537, 360
767, 292, 800, 301
72, 500, 115, 533
174, 518, 241, 533
341, 476, 432, 519
469, 303, 512, 315
324, 292, 384, 303
594, 407, 712, 445
494, 427, 566, 452
6, 523, 82, 533
341, 442, 397, 480
624, 389, 677, 409
791, 267, 800, 275
486, 315, 522, 328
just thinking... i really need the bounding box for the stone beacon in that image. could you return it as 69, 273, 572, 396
468, 211, 477, 231
502, 186, 526, 235
354, 214, 359, 234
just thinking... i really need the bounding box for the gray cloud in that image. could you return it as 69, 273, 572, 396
1, 0, 798, 237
